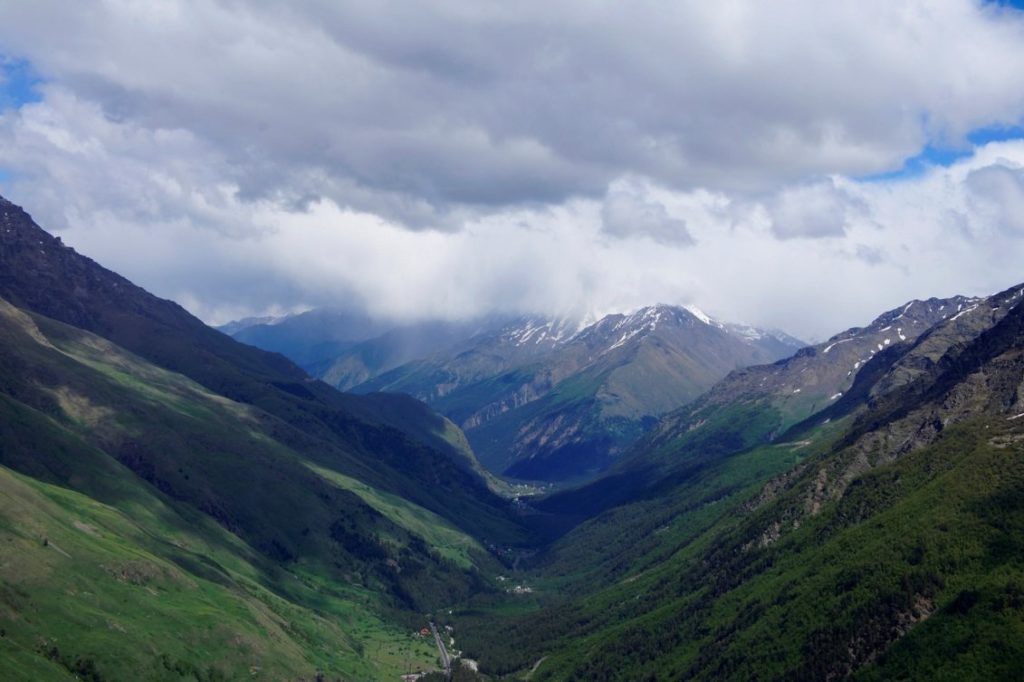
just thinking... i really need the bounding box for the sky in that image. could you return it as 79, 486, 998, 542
1, 1, 1024, 341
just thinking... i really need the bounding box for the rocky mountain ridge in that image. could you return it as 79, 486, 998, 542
355, 303, 804, 481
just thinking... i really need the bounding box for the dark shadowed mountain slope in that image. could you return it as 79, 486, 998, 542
222, 309, 515, 388
228, 308, 396, 369
216, 313, 283, 335
317, 318, 506, 390
0, 194, 524, 544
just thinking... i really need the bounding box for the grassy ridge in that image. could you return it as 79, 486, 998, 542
0, 298, 494, 679
306, 463, 487, 570
0, 455, 441, 681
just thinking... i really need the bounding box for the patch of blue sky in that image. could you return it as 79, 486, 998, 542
0, 57, 42, 111
989, 0, 1024, 10
0, 57, 39, 188
855, 0, 1024, 182
859, 124, 1024, 183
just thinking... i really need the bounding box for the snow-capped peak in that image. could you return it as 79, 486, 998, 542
503, 316, 583, 348
498, 303, 804, 358
683, 304, 715, 326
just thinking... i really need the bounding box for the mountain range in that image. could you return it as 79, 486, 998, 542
1, 191, 1022, 680
226, 304, 805, 482
457, 279, 1024, 680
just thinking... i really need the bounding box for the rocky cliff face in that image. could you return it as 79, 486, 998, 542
749, 282, 1024, 536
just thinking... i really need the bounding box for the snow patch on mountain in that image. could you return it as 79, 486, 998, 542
822, 337, 853, 354
505, 316, 582, 347
949, 303, 979, 322
683, 305, 714, 326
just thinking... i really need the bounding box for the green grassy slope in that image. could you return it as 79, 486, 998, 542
0, 297, 497, 679
0, 461, 444, 681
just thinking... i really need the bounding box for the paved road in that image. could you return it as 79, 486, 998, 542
429, 621, 451, 679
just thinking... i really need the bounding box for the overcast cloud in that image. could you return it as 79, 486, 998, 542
1, 0, 1024, 340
